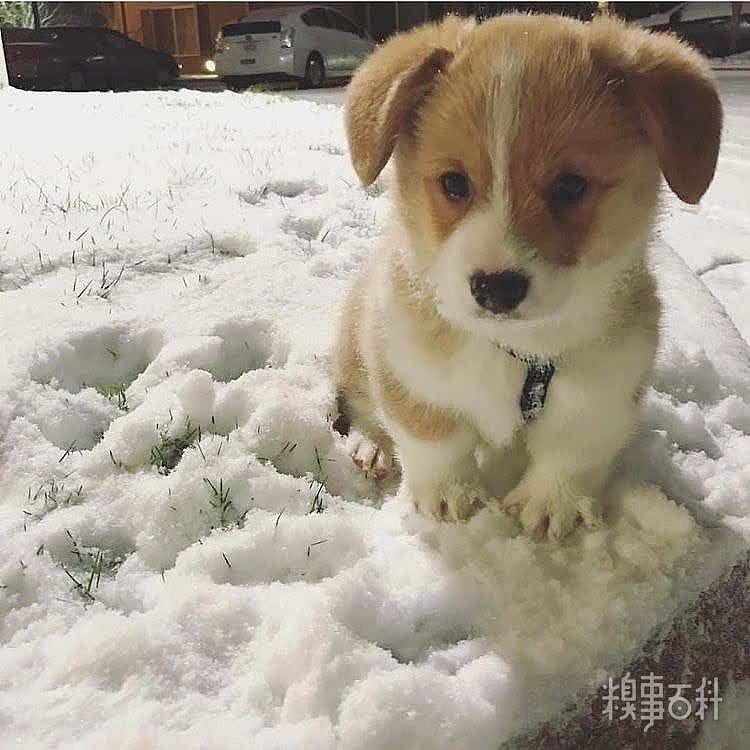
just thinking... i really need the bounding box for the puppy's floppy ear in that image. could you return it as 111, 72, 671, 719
591, 18, 722, 204
345, 17, 473, 186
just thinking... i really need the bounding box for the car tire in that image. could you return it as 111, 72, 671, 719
67, 69, 86, 92
155, 65, 174, 87
224, 77, 249, 92
303, 54, 325, 88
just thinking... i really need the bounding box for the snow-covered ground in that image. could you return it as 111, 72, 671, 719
0, 74, 748, 749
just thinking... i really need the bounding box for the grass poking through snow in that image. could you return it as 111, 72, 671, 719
150, 419, 199, 475
95, 382, 128, 410
203, 476, 235, 528
54, 529, 124, 604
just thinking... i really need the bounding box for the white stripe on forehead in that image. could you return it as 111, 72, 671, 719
486, 50, 525, 226
433, 46, 529, 281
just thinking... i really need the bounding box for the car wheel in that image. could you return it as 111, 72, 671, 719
67, 69, 86, 92
155, 65, 174, 87
303, 54, 325, 88
224, 77, 248, 92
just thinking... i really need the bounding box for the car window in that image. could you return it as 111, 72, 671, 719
34, 29, 59, 42
346, 19, 366, 38
222, 21, 281, 37
301, 9, 328, 28
35, 28, 99, 51
676, 18, 713, 33
2, 28, 36, 42
325, 10, 362, 36
35, 29, 73, 43
324, 10, 346, 32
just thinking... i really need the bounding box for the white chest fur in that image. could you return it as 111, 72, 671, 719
382, 305, 527, 448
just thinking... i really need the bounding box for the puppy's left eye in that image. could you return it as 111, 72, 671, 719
440, 171, 471, 201
548, 173, 589, 207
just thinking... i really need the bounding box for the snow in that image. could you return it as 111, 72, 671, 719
0, 78, 749, 748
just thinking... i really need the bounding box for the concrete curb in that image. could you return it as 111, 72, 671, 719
504, 553, 750, 749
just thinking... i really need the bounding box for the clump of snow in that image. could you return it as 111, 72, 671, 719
0, 82, 749, 748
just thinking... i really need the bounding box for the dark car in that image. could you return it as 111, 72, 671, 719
3, 26, 179, 91
638, 3, 750, 58
3, 38, 59, 89
671, 11, 750, 58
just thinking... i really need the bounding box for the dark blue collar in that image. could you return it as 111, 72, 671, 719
505, 349, 556, 422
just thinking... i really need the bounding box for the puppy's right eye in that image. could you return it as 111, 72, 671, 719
547, 173, 589, 207
440, 171, 471, 201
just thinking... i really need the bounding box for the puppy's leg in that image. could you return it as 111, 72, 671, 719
333, 272, 396, 480
335, 390, 395, 479
391, 422, 485, 522
503, 392, 636, 540
334, 386, 396, 480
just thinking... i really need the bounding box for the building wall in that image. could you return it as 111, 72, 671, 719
119, 1, 247, 72
114, 2, 513, 75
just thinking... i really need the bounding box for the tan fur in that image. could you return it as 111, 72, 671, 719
335, 13, 720, 501
333, 261, 394, 453
399, 52, 496, 247
390, 15, 715, 272
372, 247, 463, 440
345, 16, 475, 186
333, 239, 463, 446
588, 16, 722, 204
502, 16, 651, 266
376, 357, 460, 441
609, 261, 662, 401
389, 251, 464, 356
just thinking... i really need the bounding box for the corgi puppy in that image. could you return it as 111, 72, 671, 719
333, 14, 722, 540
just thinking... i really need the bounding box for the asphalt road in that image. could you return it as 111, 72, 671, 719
173, 74, 349, 103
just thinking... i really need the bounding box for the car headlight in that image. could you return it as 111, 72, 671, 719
204, 59, 216, 73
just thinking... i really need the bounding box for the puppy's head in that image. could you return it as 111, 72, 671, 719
346, 14, 722, 350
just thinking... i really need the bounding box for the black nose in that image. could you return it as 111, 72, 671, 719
470, 270, 530, 314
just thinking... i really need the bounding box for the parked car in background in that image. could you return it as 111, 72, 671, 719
637, 2, 750, 58
1, 30, 61, 89
671, 3, 750, 58
214, 5, 375, 90
3, 26, 179, 91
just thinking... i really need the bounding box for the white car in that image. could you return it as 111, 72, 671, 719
214, 5, 375, 89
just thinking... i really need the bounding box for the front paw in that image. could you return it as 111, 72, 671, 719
502, 479, 602, 541
346, 430, 393, 480
411, 481, 488, 522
